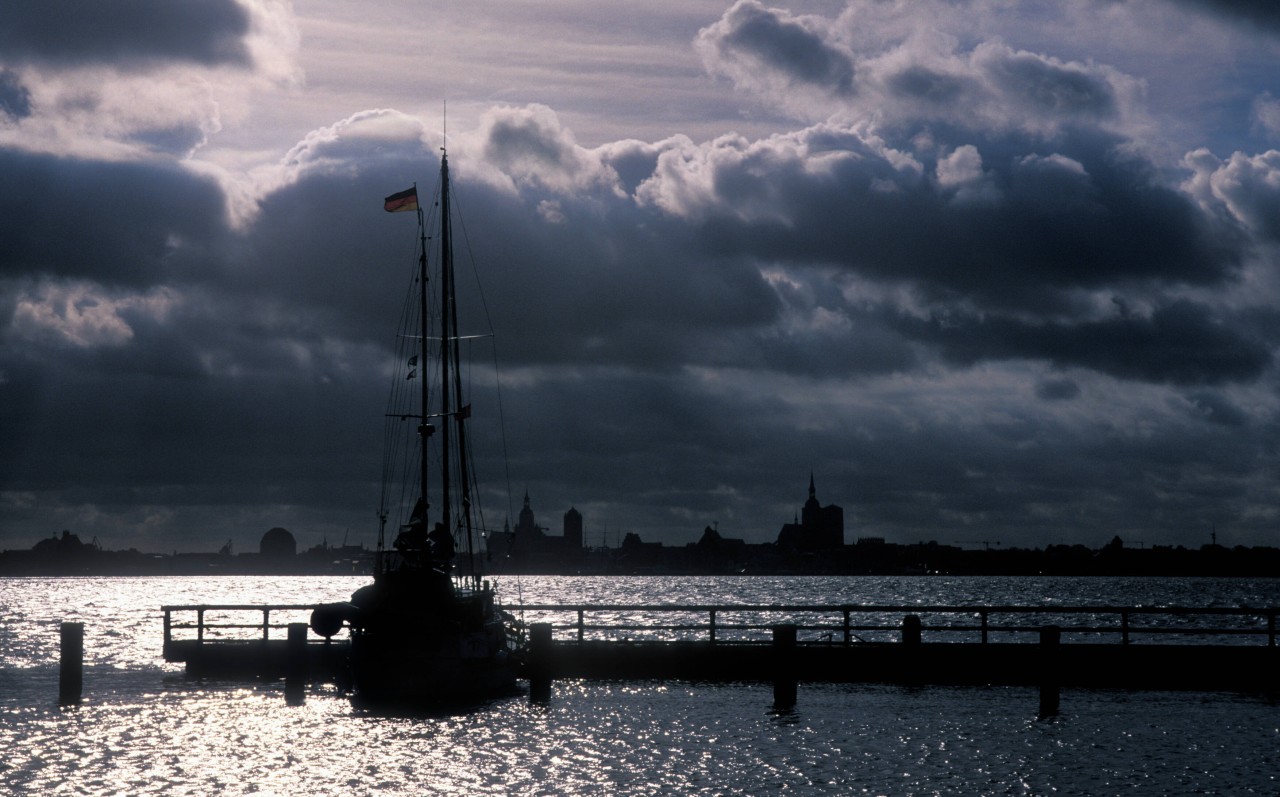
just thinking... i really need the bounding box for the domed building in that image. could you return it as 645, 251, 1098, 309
260, 527, 297, 558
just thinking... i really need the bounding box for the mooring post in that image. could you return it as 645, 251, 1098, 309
59, 621, 84, 706
899, 614, 923, 685
284, 622, 307, 706
162, 609, 173, 660
772, 624, 798, 710
1038, 625, 1061, 718
529, 622, 553, 704
902, 614, 921, 645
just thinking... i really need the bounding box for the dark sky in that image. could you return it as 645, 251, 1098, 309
4, 0, 1280, 552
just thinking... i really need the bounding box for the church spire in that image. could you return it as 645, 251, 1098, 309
809, 471, 816, 500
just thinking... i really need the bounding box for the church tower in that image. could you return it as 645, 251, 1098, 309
776, 473, 844, 551
564, 506, 583, 550
514, 490, 540, 540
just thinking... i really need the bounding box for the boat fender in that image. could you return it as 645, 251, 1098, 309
310, 603, 350, 638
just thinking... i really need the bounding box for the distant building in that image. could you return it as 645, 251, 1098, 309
776, 474, 844, 552
691, 525, 749, 571
260, 527, 297, 558
564, 507, 583, 550
485, 492, 584, 571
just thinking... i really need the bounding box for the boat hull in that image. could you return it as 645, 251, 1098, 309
350, 627, 518, 706
346, 577, 519, 707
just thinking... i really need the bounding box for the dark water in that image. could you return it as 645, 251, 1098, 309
2, 575, 1278, 795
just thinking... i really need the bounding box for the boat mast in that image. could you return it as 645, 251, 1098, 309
417, 184, 430, 550
438, 149, 480, 588
439, 151, 453, 549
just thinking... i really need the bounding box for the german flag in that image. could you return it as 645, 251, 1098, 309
383, 186, 418, 213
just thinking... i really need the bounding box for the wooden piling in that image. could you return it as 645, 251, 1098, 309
59, 621, 84, 705
1038, 625, 1061, 718
899, 614, 923, 685
772, 624, 797, 710
285, 622, 307, 706
529, 622, 553, 703
902, 614, 922, 645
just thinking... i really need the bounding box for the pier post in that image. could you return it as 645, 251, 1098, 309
285, 622, 307, 706
772, 624, 797, 710
900, 615, 923, 685
902, 615, 921, 645
59, 621, 84, 705
162, 610, 173, 660
529, 622, 553, 704
1038, 625, 1061, 718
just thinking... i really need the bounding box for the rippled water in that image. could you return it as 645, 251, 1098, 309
3, 575, 1279, 795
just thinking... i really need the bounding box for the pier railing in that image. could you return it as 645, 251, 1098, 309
159, 602, 1279, 704
515, 604, 1280, 646
160, 602, 1280, 650
162, 604, 348, 648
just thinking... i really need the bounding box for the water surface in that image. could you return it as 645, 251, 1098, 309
2, 575, 1277, 795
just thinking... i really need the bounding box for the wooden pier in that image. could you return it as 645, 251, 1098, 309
161, 602, 1279, 696
162, 604, 350, 680
517, 603, 1279, 695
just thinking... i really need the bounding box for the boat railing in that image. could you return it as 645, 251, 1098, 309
514, 603, 1280, 646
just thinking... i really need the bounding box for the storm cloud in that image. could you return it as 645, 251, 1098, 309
4, 0, 1280, 553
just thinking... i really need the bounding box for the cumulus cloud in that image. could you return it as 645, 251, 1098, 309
0, 69, 30, 120
460, 104, 625, 197
635, 123, 916, 223
1253, 93, 1280, 139
1183, 148, 1280, 241
271, 109, 429, 186
0, 148, 231, 287
0, 0, 298, 161
696, 1, 1145, 138
1035, 376, 1081, 401
635, 120, 1239, 318
896, 299, 1271, 386
10, 282, 180, 349
0, 0, 252, 70
1171, 0, 1280, 32
936, 144, 1000, 204
697, 0, 856, 105
1185, 389, 1250, 427
7, 1, 1280, 553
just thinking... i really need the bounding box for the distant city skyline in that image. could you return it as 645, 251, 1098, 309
6, 1, 1280, 552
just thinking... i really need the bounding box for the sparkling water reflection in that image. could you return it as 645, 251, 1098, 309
2, 575, 1278, 796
